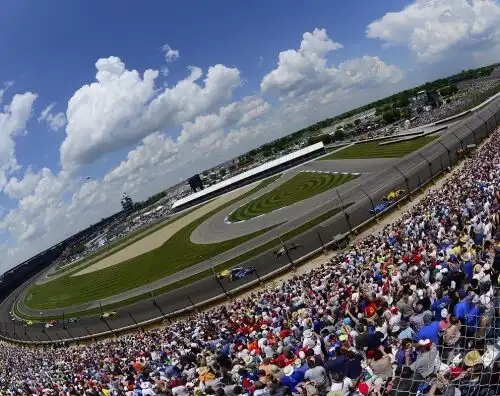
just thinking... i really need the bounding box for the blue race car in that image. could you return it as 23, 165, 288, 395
225, 267, 256, 281
370, 200, 394, 214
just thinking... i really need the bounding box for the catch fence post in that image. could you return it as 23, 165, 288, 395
128, 312, 140, 330
278, 236, 295, 270
464, 124, 477, 144
317, 232, 326, 253
417, 152, 433, 180
451, 131, 464, 149
212, 267, 229, 298
437, 141, 452, 168
336, 190, 352, 234
393, 166, 410, 200
187, 296, 198, 313
359, 186, 375, 215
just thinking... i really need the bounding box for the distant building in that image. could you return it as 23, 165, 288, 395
121, 193, 134, 214
188, 174, 204, 193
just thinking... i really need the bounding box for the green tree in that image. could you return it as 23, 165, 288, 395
333, 130, 345, 141
382, 108, 401, 123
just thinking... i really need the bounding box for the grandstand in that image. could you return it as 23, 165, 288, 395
172, 142, 326, 212
1, 125, 500, 395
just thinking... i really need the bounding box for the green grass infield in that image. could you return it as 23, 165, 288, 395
320, 136, 437, 160
24, 176, 281, 311
228, 172, 358, 222
16, 201, 350, 321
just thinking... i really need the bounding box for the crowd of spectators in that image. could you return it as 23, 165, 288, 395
412, 79, 500, 128
2, 130, 500, 396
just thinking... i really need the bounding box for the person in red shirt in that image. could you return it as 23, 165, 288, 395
364, 302, 377, 318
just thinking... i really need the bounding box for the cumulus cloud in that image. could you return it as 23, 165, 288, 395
4, 167, 52, 199
38, 102, 66, 131
104, 132, 178, 185
0, 167, 65, 244
366, 0, 500, 61
0, 91, 38, 189
261, 28, 403, 100
0, 28, 410, 271
60, 56, 241, 172
177, 96, 271, 144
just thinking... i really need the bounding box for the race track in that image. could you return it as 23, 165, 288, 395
1, 95, 499, 343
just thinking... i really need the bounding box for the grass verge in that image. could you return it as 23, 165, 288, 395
49, 208, 198, 277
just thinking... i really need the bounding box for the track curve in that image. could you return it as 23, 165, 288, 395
2, 96, 499, 343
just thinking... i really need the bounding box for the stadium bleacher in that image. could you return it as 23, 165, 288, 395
1, 132, 500, 395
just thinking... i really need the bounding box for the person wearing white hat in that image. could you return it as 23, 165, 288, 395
281, 365, 300, 393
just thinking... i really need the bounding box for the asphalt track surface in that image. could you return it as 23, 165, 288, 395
2, 97, 500, 343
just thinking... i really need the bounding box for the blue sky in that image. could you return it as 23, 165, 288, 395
0, 0, 499, 272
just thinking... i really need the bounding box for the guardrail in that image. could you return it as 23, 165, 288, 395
1, 96, 499, 345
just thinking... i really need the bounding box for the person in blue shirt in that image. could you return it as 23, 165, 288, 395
453, 296, 470, 323
431, 290, 450, 321
281, 366, 301, 393
465, 297, 481, 337
417, 313, 440, 345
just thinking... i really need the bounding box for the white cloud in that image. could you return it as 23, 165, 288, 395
60, 56, 241, 172
162, 44, 180, 62
38, 102, 67, 131
0, 91, 38, 189
160, 44, 180, 77
104, 132, 178, 186
366, 0, 500, 61
0, 81, 14, 104
0, 167, 66, 245
261, 28, 403, 100
0, 28, 409, 272
4, 167, 52, 199
177, 96, 270, 144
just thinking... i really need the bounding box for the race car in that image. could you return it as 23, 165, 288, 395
68, 317, 80, 323
383, 189, 405, 201
44, 320, 58, 329
216, 269, 231, 280
369, 201, 394, 215
218, 267, 256, 281
101, 311, 119, 319
23, 320, 34, 327
273, 242, 301, 258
